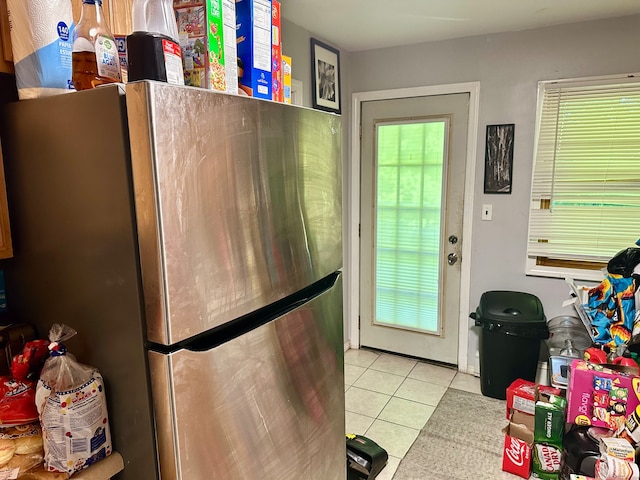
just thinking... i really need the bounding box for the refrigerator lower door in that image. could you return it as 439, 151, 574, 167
148, 275, 345, 480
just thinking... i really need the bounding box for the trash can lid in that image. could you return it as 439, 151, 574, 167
476, 290, 545, 325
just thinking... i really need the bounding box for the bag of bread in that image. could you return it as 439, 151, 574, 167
0, 423, 46, 479
35, 325, 111, 476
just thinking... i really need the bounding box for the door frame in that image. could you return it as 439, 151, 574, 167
347, 82, 480, 374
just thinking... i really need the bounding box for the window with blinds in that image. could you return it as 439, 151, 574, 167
527, 75, 640, 276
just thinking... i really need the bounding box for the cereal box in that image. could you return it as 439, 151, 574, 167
236, 0, 272, 99
174, 0, 238, 94
271, 0, 283, 102
282, 54, 292, 104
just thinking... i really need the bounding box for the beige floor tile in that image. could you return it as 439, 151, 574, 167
369, 353, 417, 377
408, 362, 456, 387
353, 369, 405, 396
394, 377, 447, 406
374, 455, 401, 480
345, 386, 391, 418
345, 364, 367, 386
345, 411, 376, 436
345, 349, 380, 368
364, 419, 420, 458
450, 372, 482, 395
378, 397, 435, 429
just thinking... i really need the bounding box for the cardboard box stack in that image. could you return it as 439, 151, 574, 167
501, 358, 640, 480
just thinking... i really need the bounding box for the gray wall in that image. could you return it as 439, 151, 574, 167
280, 12, 640, 363
348, 15, 640, 364
281, 18, 352, 345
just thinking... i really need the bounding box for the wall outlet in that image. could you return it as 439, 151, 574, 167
481, 204, 492, 221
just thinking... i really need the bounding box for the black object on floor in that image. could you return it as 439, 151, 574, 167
346, 434, 388, 480
471, 290, 549, 399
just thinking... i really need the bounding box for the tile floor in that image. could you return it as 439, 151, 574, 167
344, 348, 482, 480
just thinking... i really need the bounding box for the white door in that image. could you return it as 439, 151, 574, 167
359, 93, 469, 365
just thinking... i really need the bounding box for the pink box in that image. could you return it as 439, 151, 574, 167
567, 360, 640, 431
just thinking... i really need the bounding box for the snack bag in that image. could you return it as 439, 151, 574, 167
0, 340, 50, 427
35, 325, 112, 475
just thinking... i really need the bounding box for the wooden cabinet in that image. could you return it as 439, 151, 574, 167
0, 142, 12, 259
0, 0, 13, 74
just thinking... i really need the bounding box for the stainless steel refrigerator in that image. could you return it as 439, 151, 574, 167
0, 81, 345, 480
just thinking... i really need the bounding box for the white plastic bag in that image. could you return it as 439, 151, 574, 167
35, 325, 112, 475
6, 0, 75, 99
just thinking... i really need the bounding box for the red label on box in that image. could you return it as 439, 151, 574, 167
507, 379, 562, 418
503, 434, 532, 478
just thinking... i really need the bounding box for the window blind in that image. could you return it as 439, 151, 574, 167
528, 77, 640, 264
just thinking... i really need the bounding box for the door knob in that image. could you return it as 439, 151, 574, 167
447, 253, 458, 265
448, 235, 458, 245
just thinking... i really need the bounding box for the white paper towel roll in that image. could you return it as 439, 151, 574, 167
7, 0, 75, 99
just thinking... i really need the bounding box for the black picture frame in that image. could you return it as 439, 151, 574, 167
310, 38, 341, 114
484, 123, 515, 194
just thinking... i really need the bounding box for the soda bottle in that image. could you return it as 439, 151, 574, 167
126, 0, 184, 85
72, 0, 121, 91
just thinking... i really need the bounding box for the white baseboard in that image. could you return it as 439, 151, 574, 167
344, 341, 350, 352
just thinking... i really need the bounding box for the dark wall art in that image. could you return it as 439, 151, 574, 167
310, 38, 341, 114
484, 123, 515, 194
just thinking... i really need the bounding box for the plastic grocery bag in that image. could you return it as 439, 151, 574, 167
35, 325, 112, 475
6, 0, 75, 99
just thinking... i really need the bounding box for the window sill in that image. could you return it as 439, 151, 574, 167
525, 262, 605, 283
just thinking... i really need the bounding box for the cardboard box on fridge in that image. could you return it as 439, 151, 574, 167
174, 0, 238, 94
236, 0, 272, 99
502, 411, 535, 479
567, 360, 640, 432
271, 0, 283, 102
282, 55, 292, 104
506, 379, 562, 418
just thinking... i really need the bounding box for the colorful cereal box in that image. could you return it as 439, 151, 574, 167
236, 0, 272, 99
282, 54, 292, 104
271, 1, 283, 102
174, 0, 238, 94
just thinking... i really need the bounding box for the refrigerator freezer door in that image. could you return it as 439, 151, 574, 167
126, 81, 343, 345
148, 274, 345, 480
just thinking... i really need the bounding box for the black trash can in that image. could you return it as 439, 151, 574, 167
471, 290, 549, 400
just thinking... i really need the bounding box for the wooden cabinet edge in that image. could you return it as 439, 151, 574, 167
0, 144, 12, 259
0, 0, 14, 74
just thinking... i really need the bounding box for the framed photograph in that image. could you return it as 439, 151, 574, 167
310, 38, 341, 114
484, 123, 515, 194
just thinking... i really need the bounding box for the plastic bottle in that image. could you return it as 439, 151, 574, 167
126, 0, 184, 85
560, 338, 581, 358
72, 0, 121, 91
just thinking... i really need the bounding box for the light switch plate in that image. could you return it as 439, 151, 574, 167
482, 204, 492, 221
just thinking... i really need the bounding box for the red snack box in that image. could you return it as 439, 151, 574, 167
567, 360, 640, 431
506, 379, 561, 418
503, 411, 535, 478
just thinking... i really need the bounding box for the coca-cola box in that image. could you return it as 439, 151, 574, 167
506, 379, 561, 418
502, 411, 535, 478
532, 392, 567, 480
567, 360, 640, 432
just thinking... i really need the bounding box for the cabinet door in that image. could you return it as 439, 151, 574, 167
0, 0, 13, 74
0, 143, 11, 259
